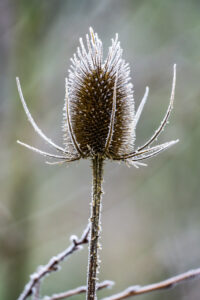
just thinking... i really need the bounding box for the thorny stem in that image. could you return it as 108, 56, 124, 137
87, 155, 104, 300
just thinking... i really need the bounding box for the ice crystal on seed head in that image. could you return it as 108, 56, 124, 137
63, 27, 135, 158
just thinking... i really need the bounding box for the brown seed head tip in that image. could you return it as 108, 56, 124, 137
63, 27, 135, 159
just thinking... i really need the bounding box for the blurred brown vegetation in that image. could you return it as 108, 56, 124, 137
0, 0, 200, 299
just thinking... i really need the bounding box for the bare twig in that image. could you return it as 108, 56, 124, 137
17, 226, 90, 300
102, 267, 200, 300
33, 282, 41, 300
43, 280, 114, 300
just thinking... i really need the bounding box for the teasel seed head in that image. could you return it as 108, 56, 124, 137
17, 27, 178, 167
63, 27, 135, 159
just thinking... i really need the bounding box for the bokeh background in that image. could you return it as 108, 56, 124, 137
0, 0, 200, 299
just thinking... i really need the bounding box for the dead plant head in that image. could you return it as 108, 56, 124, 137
16, 27, 178, 168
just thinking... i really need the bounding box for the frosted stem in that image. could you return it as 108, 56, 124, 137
87, 156, 104, 300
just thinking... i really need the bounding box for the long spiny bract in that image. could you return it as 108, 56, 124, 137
17, 140, 69, 160
103, 71, 118, 155
64, 78, 84, 157
16, 78, 69, 155
126, 139, 179, 163
134, 86, 149, 128
137, 64, 177, 152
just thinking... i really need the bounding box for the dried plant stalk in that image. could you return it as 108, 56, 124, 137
87, 156, 104, 300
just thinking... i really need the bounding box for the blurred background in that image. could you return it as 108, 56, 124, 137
0, 0, 200, 299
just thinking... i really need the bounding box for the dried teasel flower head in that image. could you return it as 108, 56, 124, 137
16, 27, 178, 167
63, 27, 135, 158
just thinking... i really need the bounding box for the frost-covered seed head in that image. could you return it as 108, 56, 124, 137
16, 27, 177, 167
63, 27, 135, 158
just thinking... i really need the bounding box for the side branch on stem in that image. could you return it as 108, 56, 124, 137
102, 267, 200, 300
42, 280, 114, 300
18, 226, 90, 300
87, 155, 104, 300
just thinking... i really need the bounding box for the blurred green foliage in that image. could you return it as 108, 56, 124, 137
0, 0, 200, 299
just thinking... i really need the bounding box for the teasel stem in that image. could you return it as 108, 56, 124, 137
87, 155, 104, 300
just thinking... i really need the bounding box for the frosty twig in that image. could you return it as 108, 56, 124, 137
42, 280, 114, 300
102, 267, 200, 300
17, 226, 90, 300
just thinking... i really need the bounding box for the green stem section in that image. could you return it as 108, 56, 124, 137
87, 155, 104, 300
